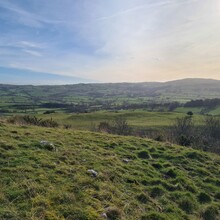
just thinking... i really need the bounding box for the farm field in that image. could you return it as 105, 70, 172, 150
37, 110, 205, 131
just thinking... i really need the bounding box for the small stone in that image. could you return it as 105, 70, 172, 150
101, 213, 107, 218
87, 169, 98, 177
39, 140, 56, 151
123, 158, 130, 163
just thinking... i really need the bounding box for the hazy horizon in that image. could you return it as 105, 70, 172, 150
1, 0, 220, 83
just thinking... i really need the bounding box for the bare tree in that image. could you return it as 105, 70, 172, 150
171, 116, 194, 146
113, 117, 132, 135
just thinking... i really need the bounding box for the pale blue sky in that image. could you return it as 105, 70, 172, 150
0, 0, 220, 83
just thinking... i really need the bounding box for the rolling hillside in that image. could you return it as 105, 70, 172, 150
0, 79, 220, 107
0, 122, 220, 219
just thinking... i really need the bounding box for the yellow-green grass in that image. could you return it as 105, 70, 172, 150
0, 122, 220, 219
38, 110, 204, 130
174, 107, 203, 114
209, 106, 220, 116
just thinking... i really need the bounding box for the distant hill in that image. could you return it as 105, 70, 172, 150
154, 78, 220, 102
0, 78, 219, 107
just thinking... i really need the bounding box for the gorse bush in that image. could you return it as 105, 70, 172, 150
7, 115, 59, 128
98, 117, 132, 135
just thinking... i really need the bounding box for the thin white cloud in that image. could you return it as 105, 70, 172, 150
22, 49, 42, 57
19, 41, 44, 49
0, 0, 66, 28
94, 1, 172, 21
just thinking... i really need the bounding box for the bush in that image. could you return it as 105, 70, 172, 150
98, 121, 111, 133
177, 135, 192, 146
43, 110, 55, 114
7, 115, 59, 128
63, 124, 72, 129
112, 117, 132, 135
171, 116, 194, 146
187, 111, 193, 116
98, 118, 132, 136
203, 116, 220, 139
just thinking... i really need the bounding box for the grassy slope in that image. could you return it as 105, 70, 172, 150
0, 123, 220, 219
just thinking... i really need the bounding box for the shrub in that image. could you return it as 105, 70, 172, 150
112, 117, 132, 135
177, 135, 192, 146
63, 124, 72, 129
7, 115, 59, 128
201, 205, 219, 220
98, 121, 111, 133
43, 110, 55, 114
171, 116, 194, 146
187, 111, 193, 116
39, 118, 59, 127
203, 116, 220, 139
198, 192, 211, 203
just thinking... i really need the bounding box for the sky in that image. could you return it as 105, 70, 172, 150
0, 0, 220, 84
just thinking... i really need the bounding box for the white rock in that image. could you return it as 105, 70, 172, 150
123, 158, 130, 163
101, 213, 107, 218
87, 169, 98, 177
